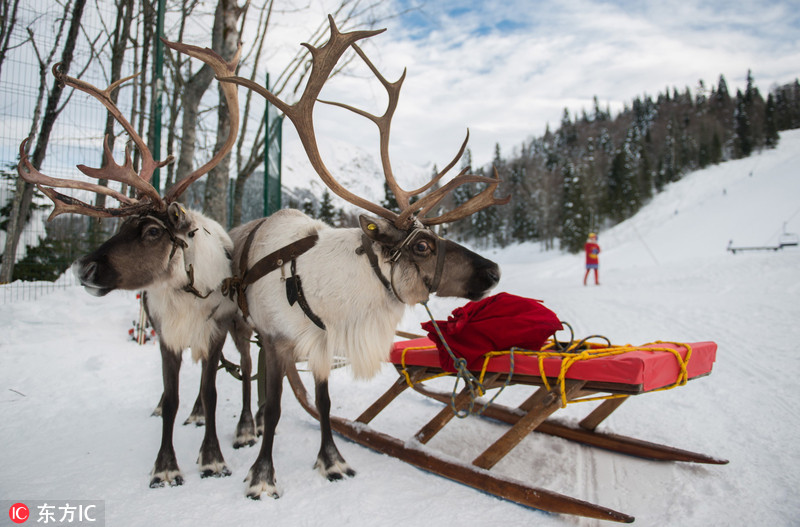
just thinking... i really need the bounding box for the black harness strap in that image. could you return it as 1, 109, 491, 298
358, 234, 394, 294
285, 259, 326, 330
222, 220, 320, 320
428, 238, 448, 293
358, 229, 449, 303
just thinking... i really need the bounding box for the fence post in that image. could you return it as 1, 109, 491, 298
150, 0, 166, 193
264, 73, 283, 217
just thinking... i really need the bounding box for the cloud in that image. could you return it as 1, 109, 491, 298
318, 0, 800, 169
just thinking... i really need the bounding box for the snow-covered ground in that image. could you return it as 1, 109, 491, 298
2, 131, 799, 526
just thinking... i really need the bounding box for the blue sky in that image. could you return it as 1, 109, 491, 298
333, 0, 800, 168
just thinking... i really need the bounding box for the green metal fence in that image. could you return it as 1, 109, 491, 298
0, 0, 281, 303
1, 0, 122, 302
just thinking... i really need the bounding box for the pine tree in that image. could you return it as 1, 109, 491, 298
380, 181, 399, 213
560, 164, 590, 253
511, 202, 536, 242
764, 93, 780, 148
734, 90, 753, 158
606, 147, 639, 222
302, 199, 316, 218
318, 190, 336, 226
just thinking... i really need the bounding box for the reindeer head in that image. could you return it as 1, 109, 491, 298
17, 41, 240, 297
75, 203, 200, 296
357, 215, 500, 305
221, 16, 509, 306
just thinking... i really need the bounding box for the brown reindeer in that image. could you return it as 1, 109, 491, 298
220, 17, 509, 499
16, 41, 256, 486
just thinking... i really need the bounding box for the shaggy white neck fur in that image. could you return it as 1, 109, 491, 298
146, 210, 235, 362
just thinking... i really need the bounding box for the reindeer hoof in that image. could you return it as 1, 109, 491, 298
183, 414, 205, 427
314, 458, 356, 481
245, 464, 280, 499
201, 465, 232, 478
246, 488, 280, 500
234, 415, 257, 448
198, 453, 231, 479
149, 471, 184, 488
233, 437, 257, 449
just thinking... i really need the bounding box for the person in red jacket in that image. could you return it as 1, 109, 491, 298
584, 233, 600, 285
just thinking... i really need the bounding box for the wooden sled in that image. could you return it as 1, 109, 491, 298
286, 336, 727, 524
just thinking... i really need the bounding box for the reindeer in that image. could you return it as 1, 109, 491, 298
16, 41, 257, 487
219, 17, 509, 499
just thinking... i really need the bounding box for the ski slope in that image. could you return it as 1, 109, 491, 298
1, 130, 799, 526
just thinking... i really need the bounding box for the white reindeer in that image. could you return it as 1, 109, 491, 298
221, 17, 509, 499
16, 41, 255, 487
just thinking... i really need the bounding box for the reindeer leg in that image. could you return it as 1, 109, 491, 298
150, 345, 183, 488
314, 378, 356, 481
245, 336, 283, 499
231, 316, 256, 449
184, 388, 205, 426
197, 334, 231, 478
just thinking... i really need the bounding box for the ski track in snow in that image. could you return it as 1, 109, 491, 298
2, 130, 800, 526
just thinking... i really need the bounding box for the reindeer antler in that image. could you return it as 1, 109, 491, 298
219, 15, 508, 230
161, 39, 241, 202
17, 43, 241, 221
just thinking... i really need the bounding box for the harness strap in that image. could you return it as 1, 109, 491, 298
286, 259, 326, 330
358, 234, 394, 294
222, 220, 319, 319
182, 264, 211, 298
428, 238, 447, 294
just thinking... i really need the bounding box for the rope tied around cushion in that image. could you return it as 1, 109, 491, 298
406, 305, 695, 413
419, 302, 516, 418
482, 340, 693, 408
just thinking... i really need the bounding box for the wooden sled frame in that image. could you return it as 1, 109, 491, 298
285, 340, 728, 524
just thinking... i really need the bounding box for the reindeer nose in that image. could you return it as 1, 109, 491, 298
82, 261, 97, 282
467, 262, 501, 300
74, 259, 97, 284
486, 266, 500, 286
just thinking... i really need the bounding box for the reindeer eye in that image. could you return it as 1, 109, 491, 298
413, 240, 432, 255
143, 226, 162, 239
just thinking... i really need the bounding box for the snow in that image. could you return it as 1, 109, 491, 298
2, 130, 800, 526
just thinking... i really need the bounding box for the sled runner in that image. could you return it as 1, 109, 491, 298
285, 295, 727, 523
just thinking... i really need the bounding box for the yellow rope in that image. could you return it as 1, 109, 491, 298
479, 340, 693, 407
398, 339, 693, 409
400, 345, 451, 387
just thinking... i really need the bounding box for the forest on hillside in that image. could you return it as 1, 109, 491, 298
434, 72, 800, 252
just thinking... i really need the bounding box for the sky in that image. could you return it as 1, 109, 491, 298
4, 0, 798, 205
314, 0, 800, 169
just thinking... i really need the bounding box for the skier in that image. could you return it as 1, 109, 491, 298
584, 233, 600, 286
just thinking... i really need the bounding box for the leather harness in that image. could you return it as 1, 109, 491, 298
222, 220, 321, 326
223, 220, 448, 331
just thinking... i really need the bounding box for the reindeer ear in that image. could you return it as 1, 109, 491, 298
359, 215, 404, 246
167, 202, 192, 232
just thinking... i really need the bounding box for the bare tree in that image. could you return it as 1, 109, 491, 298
86, 0, 135, 246
1, 0, 87, 283
202, 0, 246, 225
0, 0, 22, 79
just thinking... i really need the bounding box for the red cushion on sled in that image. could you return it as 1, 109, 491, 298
390, 338, 717, 393
420, 293, 563, 372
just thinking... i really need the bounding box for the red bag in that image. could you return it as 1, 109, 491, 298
421, 293, 563, 372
